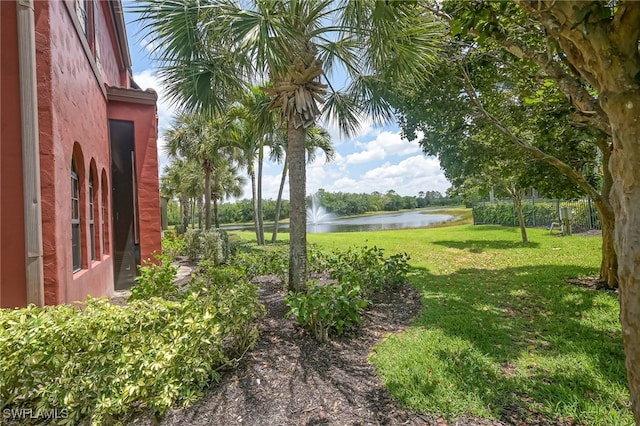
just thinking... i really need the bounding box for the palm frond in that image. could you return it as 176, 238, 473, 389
322, 91, 361, 138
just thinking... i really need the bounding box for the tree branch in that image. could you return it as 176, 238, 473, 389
459, 63, 603, 203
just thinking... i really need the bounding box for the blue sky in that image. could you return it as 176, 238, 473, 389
123, 9, 450, 201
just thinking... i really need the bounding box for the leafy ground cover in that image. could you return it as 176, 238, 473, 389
304, 225, 631, 425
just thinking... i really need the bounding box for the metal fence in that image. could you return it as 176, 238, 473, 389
472, 198, 600, 233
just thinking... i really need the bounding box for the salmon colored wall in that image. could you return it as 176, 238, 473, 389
36, 1, 114, 304
107, 101, 162, 264
0, 1, 28, 308
95, 1, 122, 88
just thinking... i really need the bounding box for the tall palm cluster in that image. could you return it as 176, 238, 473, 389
135, 0, 443, 291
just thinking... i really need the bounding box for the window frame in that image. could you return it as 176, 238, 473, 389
89, 173, 96, 262
71, 161, 82, 272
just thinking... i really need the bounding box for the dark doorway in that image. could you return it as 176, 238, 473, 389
109, 120, 140, 290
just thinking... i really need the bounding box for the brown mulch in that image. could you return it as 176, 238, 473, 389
137, 276, 563, 426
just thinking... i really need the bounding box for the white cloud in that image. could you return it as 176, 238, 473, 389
358, 155, 449, 196
345, 130, 422, 165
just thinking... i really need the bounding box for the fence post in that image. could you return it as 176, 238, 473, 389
587, 198, 594, 230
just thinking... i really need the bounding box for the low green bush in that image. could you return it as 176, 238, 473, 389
183, 229, 229, 264
325, 246, 410, 297
128, 253, 179, 302
228, 246, 288, 285
285, 281, 368, 342
285, 246, 410, 342
161, 232, 185, 259
0, 278, 263, 424
184, 229, 202, 261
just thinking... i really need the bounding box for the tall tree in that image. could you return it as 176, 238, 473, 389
423, 1, 640, 419
388, 36, 612, 282
232, 87, 279, 245
210, 159, 245, 228
160, 159, 204, 232
517, 3, 640, 420
164, 112, 240, 230
135, 0, 444, 291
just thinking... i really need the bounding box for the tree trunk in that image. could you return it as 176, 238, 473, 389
605, 91, 640, 424
197, 196, 203, 230
204, 165, 212, 230
288, 122, 307, 292
180, 193, 189, 233
213, 197, 220, 229
271, 156, 288, 243
257, 140, 265, 245
250, 171, 261, 244
507, 4, 640, 417
595, 200, 617, 289
509, 188, 528, 243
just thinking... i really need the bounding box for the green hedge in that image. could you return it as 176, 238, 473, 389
0, 269, 263, 425
473, 200, 600, 232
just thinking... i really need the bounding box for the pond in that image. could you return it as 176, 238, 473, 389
221, 209, 455, 234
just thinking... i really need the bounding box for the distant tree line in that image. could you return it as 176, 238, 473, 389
313, 189, 460, 217
165, 189, 460, 226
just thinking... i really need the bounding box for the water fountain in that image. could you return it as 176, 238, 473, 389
307, 192, 335, 224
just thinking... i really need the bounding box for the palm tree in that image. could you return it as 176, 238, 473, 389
271, 125, 334, 243
161, 159, 204, 232
231, 87, 278, 245
165, 112, 240, 230
211, 159, 246, 228
135, 0, 443, 291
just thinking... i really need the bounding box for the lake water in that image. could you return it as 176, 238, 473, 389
222, 209, 455, 234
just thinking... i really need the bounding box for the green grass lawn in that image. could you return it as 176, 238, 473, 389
231, 224, 631, 424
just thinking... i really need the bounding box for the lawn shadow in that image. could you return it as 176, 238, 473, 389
432, 239, 540, 252
392, 263, 629, 423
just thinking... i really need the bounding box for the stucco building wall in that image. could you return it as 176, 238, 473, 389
0, 1, 28, 308
1, 0, 161, 308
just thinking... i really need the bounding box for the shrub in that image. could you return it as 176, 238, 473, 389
191, 263, 265, 355
128, 253, 179, 302
0, 284, 263, 424
383, 253, 411, 288
182, 229, 229, 264
202, 230, 224, 265
162, 232, 185, 259
285, 246, 411, 342
184, 229, 202, 261
228, 246, 288, 286
325, 246, 407, 297
285, 281, 368, 342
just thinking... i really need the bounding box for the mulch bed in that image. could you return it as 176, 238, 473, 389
143, 276, 565, 426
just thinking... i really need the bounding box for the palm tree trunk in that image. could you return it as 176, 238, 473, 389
250, 171, 261, 244
257, 139, 265, 245
204, 165, 212, 230
214, 196, 220, 229
288, 123, 307, 292
180, 193, 189, 233
197, 196, 203, 229
271, 155, 288, 243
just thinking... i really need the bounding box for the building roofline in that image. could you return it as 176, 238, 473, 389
110, 1, 132, 73
107, 86, 158, 105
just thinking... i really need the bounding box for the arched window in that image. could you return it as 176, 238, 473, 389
71, 160, 81, 272
89, 173, 96, 261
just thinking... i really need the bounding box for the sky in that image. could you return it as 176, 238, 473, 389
123, 9, 451, 201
